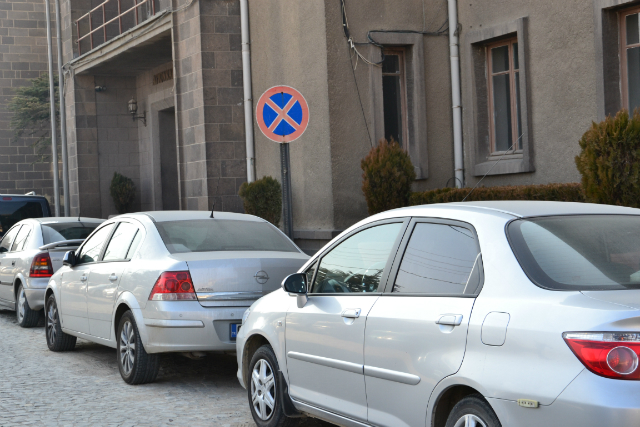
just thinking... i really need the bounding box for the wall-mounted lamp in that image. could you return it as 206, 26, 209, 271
128, 97, 146, 126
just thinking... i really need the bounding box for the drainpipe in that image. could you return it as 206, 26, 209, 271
45, 0, 60, 216
448, 0, 464, 188
240, 0, 255, 183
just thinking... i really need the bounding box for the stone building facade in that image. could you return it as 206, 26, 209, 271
0, 0, 56, 200
48, 0, 640, 250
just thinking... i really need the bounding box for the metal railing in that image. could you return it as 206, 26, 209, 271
75, 0, 156, 54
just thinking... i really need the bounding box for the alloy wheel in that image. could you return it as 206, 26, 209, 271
46, 302, 57, 344
454, 414, 487, 427
251, 358, 276, 420
119, 320, 136, 376
17, 287, 26, 323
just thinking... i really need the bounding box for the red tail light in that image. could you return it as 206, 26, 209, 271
30, 253, 53, 278
563, 332, 640, 380
148, 271, 196, 301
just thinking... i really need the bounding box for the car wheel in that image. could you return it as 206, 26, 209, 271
45, 294, 77, 351
445, 394, 502, 427
117, 311, 159, 385
16, 284, 40, 328
248, 345, 301, 427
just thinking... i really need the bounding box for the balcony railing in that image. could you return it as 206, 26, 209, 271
75, 0, 158, 55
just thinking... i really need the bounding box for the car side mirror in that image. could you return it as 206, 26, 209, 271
62, 250, 76, 267
282, 273, 308, 308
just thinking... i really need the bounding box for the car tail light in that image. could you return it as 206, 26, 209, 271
148, 271, 196, 301
563, 332, 640, 380
29, 253, 53, 278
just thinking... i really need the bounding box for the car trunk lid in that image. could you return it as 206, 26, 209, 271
171, 251, 309, 307
581, 289, 640, 310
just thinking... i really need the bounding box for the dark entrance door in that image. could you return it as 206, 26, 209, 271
159, 108, 179, 210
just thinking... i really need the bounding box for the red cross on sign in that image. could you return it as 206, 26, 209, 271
256, 86, 310, 143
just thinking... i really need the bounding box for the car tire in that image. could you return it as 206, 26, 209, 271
445, 394, 502, 427
117, 311, 159, 385
45, 294, 77, 352
16, 284, 40, 328
248, 345, 302, 427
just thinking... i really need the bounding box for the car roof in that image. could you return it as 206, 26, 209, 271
34, 217, 105, 224
0, 194, 49, 200
397, 201, 640, 218
131, 211, 266, 223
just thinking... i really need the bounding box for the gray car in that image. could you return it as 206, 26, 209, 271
237, 201, 640, 427
45, 211, 309, 384
0, 218, 104, 327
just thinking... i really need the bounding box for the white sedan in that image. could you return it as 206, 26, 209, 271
0, 217, 103, 327
237, 201, 640, 427
45, 211, 309, 384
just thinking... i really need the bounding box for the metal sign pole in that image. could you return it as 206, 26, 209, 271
280, 142, 293, 239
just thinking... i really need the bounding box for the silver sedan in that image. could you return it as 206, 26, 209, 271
45, 211, 309, 384
237, 201, 640, 427
0, 218, 104, 327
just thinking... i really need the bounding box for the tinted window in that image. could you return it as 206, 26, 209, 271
305, 261, 318, 289
155, 220, 298, 253
0, 226, 21, 253
11, 225, 31, 252
509, 215, 640, 291
77, 224, 115, 264
311, 223, 403, 294
126, 229, 143, 259
103, 223, 139, 261
393, 223, 481, 295
0, 201, 45, 236
42, 222, 101, 244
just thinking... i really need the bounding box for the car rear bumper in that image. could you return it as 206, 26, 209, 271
489, 369, 640, 427
141, 301, 248, 354
24, 277, 48, 310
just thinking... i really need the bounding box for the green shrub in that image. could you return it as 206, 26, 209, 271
410, 183, 585, 206
110, 172, 136, 214
361, 138, 416, 215
575, 109, 640, 207
238, 176, 282, 226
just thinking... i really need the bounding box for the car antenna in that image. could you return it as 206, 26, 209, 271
462, 133, 523, 202
210, 175, 221, 218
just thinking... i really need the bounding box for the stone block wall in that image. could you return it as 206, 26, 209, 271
0, 0, 57, 203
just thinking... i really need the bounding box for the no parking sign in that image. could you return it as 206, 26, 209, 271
256, 86, 310, 143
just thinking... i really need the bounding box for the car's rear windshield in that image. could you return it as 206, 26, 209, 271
154, 219, 299, 254
508, 215, 640, 291
1, 200, 47, 236
42, 222, 101, 245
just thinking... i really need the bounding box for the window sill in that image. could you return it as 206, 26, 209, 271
474, 157, 531, 176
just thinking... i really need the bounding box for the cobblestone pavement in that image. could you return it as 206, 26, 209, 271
0, 309, 333, 427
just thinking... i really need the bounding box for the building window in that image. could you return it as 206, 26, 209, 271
487, 38, 522, 153
382, 48, 408, 147
621, 7, 640, 113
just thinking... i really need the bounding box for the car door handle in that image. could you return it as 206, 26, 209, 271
436, 314, 463, 326
11, 261, 16, 266
81, 275, 88, 282
341, 308, 362, 319
109, 274, 118, 282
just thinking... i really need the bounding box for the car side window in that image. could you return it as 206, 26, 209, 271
11, 225, 31, 252
103, 222, 140, 262
311, 223, 403, 294
0, 226, 21, 253
76, 224, 115, 265
393, 223, 482, 295
305, 261, 318, 290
